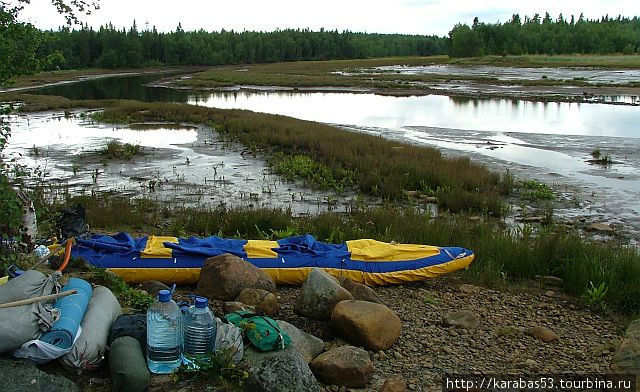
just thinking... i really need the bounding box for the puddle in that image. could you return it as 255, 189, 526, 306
3, 111, 361, 214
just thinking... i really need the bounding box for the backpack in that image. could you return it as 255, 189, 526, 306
224, 311, 291, 352
57, 205, 89, 239
107, 314, 147, 354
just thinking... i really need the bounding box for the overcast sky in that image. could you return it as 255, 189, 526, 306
17, 0, 640, 36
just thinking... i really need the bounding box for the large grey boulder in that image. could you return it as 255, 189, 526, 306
196, 253, 276, 300
337, 276, 384, 304
0, 358, 78, 392
611, 319, 640, 389
310, 345, 374, 387
236, 288, 280, 316
277, 320, 324, 363
331, 300, 402, 351
295, 268, 353, 320
243, 346, 322, 392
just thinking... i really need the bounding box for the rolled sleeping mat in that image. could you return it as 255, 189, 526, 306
60, 286, 122, 370
109, 336, 149, 392
40, 278, 93, 349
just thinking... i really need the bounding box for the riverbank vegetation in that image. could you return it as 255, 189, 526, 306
2, 93, 508, 214
174, 55, 640, 92
2, 66, 198, 91
448, 54, 640, 68
7, 93, 640, 316
101, 140, 142, 160
37, 193, 640, 315
6, 54, 640, 93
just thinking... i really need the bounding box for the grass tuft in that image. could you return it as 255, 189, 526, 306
101, 140, 142, 160
520, 180, 555, 201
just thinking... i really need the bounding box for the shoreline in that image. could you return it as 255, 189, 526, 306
3, 55, 639, 106
0, 66, 205, 93
152, 79, 640, 107
4, 96, 640, 315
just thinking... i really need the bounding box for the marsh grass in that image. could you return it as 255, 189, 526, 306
3, 94, 507, 214
43, 194, 640, 315
177, 55, 640, 92
270, 153, 356, 191
80, 265, 154, 311
101, 140, 142, 160
7, 66, 199, 90
520, 180, 555, 201
449, 54, 640, 69
95, 101, 507, 214
589, 150, 615, 166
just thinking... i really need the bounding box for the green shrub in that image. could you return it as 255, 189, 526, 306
520, 180, 555, 201
101, 140, 142, 160
584, 281, 608, 310
175, 350, 248, 389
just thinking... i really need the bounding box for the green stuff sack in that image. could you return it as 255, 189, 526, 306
109, 336, 149, 392
225, 311, 291, 352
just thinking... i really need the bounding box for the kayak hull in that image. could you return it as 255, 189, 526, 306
73, 234, 475, 286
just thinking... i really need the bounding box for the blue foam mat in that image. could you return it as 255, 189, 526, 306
39, 278, 93, 349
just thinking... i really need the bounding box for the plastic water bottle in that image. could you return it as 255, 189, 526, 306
183, 296, 216, 366
147, 289, 182, 374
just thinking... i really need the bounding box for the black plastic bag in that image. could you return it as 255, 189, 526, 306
107, 314, 147, 353
57, 205, 88, 239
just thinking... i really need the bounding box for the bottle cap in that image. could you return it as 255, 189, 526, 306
195, 296, 208, 308
158, 289, 171, 302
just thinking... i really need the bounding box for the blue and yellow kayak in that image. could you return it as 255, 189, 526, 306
72, 234, 474, 286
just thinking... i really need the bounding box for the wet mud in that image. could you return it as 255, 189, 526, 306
4, 111, 362, 215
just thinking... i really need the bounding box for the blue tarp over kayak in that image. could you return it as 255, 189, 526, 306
72, 233, 475, 286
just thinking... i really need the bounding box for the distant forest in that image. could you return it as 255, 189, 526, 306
39, 25, 447, 69
37, 14, 640, 69
449, 14, 640, 57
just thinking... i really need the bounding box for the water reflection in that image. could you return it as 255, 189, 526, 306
32, 74, 640, 138
4, 113, 198, 156
34, 74, 195, 102
4, 112, 340, 213
189, 91, 640, 138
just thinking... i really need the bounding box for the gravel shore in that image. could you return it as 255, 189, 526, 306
272, 276, 623, 391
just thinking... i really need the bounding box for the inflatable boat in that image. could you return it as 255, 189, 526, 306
72, 234, 474, 286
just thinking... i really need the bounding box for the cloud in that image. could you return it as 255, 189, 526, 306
17, 0, 640, 36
